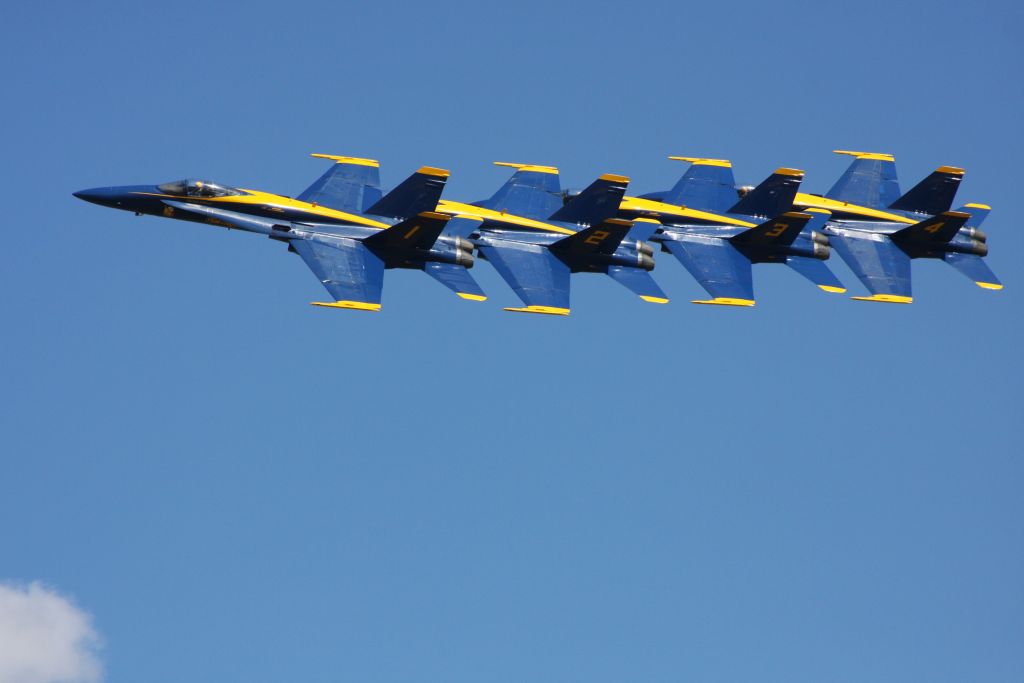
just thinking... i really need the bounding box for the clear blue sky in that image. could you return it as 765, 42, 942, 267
2, 1, 1022, 681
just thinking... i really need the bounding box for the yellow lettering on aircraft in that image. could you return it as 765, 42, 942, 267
585, 230, 610, 245
765, 222, 788, 237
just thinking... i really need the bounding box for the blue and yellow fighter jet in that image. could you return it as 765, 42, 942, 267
73, 154, 486, 311
791, 150, 1001, 303
616, 158, 844, 306
429, 163, 667, 315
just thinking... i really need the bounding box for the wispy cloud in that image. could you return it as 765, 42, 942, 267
0, 581, 102, 683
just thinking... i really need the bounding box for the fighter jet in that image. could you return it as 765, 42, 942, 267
73, 154, 485, 311
617, 158, 845, 306
791, 150, 1001, 303
431, 163, 667, 315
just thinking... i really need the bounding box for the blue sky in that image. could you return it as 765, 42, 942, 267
1, 1, 1022, 681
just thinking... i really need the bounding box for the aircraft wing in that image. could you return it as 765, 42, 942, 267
297, 154, 383, 214
826, 150, 901, 209
662, 237, 755, 306
290, 237, 385, 311
829, 234, 912, 303
478, 162, 563, 219
477, 242, 571, 315
662, 157, 737, 213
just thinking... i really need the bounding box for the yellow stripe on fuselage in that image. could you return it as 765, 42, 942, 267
794, 193, 916, 224
619, 196, 756, 227
436, 199, 576, 235
133, 189, 390, 228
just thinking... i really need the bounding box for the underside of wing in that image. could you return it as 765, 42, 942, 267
290, 237, 385, 311
829, 234, 912, 302
662, 237, 755, 306
477, 242, 571, 315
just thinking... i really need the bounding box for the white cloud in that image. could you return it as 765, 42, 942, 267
0, 582, 102, 683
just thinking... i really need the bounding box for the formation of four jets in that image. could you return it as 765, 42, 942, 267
74, 151, 1002, 314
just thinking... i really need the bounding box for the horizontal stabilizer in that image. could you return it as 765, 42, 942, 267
627, 217, 661, 242
363, 212, 450, 251
442, 215, 484, 239
478, 162, 563, 219
606, 266, 669, 303
943, 252, 1003, 290
730, 211, 811, 248
955, 203, 991, 228
662, 237, 754, 304
888, 166, 963, 215
551, 219, 632, 256
662, 157, 737, 213
298, 154, 382, 214
826, 150, 900, 209
785, 255, 846, 293
291, 236, 385, 310
829, 234, 912, 300
548, 173, 629, 225
423, 262, 487, 300
892, 211, 969, 245
728, 168, 803, 218
365, 167, 449, 219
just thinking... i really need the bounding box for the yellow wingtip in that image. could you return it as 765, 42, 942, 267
976, 282, 1003, 290
493, 161, 559, 174
311, 300, 382, 311
639, 295, 670, 304
850, 294, 912, 304
456, 292, 488, 301
691, 298, 755, 307
503, 306, 570, 316
832, 150, 895, 162
310, 153, 380, 167
818, 285, 847, 293
667, 156, 732, 168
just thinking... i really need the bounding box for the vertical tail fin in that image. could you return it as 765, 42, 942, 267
728, 168, 803, 218
297, 154, 383, 214
826, 150, 901, 209
548, 174, 629, 225
365, 166, 449, 219
888, 166, 964, 215
661, 157, 737, 213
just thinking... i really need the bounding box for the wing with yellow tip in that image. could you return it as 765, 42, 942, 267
662, 156, 738, 212
299, 153, 382, 214
826, 150, 901, 209
479, 162, 563, 219
291, 237, 385, 311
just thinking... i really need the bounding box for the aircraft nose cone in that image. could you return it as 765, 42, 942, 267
73, 187, 120, 207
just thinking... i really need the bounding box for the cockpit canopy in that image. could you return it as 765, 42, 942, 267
157, 179, 246, 198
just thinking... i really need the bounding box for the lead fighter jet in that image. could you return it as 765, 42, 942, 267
74, 154, 486, 311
